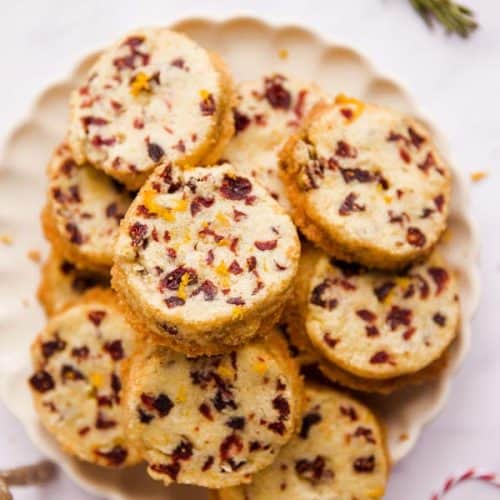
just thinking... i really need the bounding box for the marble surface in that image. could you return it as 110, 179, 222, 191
0, 1, 499, 499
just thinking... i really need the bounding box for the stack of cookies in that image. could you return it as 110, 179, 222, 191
28, 25, 459, 499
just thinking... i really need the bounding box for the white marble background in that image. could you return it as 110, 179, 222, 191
0, 1, 499, 499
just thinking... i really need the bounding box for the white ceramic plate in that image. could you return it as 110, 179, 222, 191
0, 16, 479, 500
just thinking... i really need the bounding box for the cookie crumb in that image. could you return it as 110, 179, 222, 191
278, 49, 288, 60
27, 249, 42, 263
0, 234, 13, 245
399, 432, 408, 442
470, 171, 487, 182
22, 298, 30, 307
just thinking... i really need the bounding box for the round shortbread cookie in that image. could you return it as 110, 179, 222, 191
280, 97, 451, 269
68, 27, 235, 190
216, 384, 389, 500
303, 251, 459, 379
38, 251, 109, 316
112, 162, 300, 356
124, 331, 302, 488
224, 74, 324, 211
28, 290, 140, 467
42, 144, 133, 273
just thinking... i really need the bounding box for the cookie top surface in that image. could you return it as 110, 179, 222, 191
38, 251, 109, 316
45, 144, 133, 269
217, 384, 388, 500
305, 251, 459, 379
29, 290, 140, 467
69, 27, 232, 189
124, 332, 302, 488
224, 75, 324, 211
281, 98, 451, 267
113, 162, 300, 350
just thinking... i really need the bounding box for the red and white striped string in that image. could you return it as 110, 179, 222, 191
431, 468, 500, 499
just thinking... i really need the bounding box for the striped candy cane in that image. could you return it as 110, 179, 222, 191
431, 468, 500, 499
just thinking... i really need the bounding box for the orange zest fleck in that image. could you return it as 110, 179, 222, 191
335, 94, 365, 122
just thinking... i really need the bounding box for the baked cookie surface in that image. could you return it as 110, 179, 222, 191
124, 331, 302, 488
304, 251, 459, 379
68, 27, 234, 189
217, 384, 389, 500
280, 98, 451, 269
42, 144, 133, 272
38, 251, 109, 316
112, 162, 300, 355
224, 75, 324, 211
28, 290, 140, 467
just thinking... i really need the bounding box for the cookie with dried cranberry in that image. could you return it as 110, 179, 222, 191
224, 75, 324, 211
280, 97, 451, 270
28, 289, 140, 467
124, 330, 302, 488
216, 384, 389, 500
68, 27, 235, 190
302, 250, 459, 380
42, 144, 133, 273
112, 162, 300, 356
38, 250, 109, 316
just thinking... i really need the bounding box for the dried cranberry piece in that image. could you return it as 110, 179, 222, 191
427, 267, 449, 295
96, 412, 117, 429
65, 223, 83, 245
95, 445, 128, 466
247, 256, 257, 271
88, 310, 106, 326
369, 351, 394, 365
220, 174, 252, 200
403, 327, 416, 340
339, 192, 365, 215
111, 373, 121, 396
233, 108, 251, 133
353, 455, 375, 473
323, 333, 339, 348
373, 281, 395, 302
268, 421, 286, 435
310, 281, 338, 311
129, 222, 148, 248
200, 94, 216, 115
172, 440, 193, 461
264, 75, 291, 109
81, 116, 108, 132
331, 259, 362, 278
150, 462, 180, 480
202, 456, 214, 471
353, 426, 376, 444
29, 371, 55, 393
408, 127, 425, 149
386, 306, 412, 330
228, 260, 243, 274
199, 402, 213, 420
227, 297, 245, 306
356, 309, 376, 323
273, 395, 290, 421
335, 140, 357, 158
141, 393, 174, 417
41, 335, 66, 358
71, 346, 90, 360
226, 416, 245, 430
299, 412, 322, 439
433, 312, 446, 326
340, 167, 373, 183
190, 195, 214, 216
160, 267, 198, 291
295, 456, 333, 483
61, 364, 85, 382
254, 240, 277, 251
192, 280, 218, 301
406, 227, 426, 247
147, 143, 165, 162
103, 340, 124, 361
434, 194, 445, 212
138, 408, 154, 424
220, 434, 243, 461
340, 405, 358, 421
366, 325, 380, 337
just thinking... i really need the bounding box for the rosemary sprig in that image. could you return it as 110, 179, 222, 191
409, 0, 478, 37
